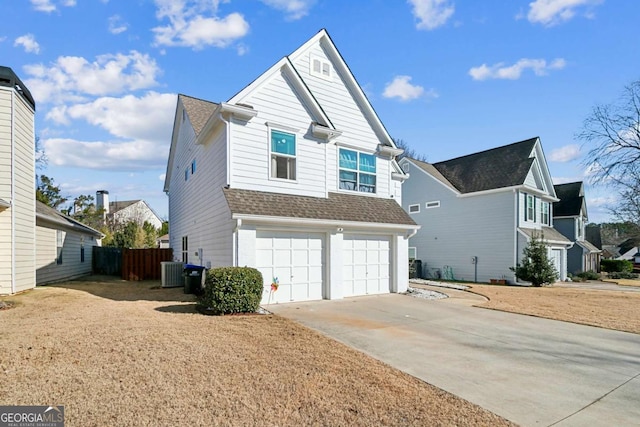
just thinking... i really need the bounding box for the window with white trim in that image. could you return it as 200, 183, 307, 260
525, 194, 535, 221
310, 55, 331, 79
408, 204, 420, 214
270, 130, 296, 180
339, 148, 376, 193
425, 201, 440, 209
540, 201, 550, 225
408, 247, 417, 260
182, 236, 188, 264
56, 230, 65, 265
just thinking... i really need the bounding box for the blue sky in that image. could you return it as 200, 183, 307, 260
2, 0, 639, 223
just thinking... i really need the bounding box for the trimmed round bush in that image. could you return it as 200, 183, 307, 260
198, 267, 263, 315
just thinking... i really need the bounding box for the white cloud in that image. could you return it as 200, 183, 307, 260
260, 0, 316, 20
383, 76, 433, 102
549, 144, 580, 162
46, 92, 177, 142
14, 34, 40, 54
408, 0, 455, 30
159, 173, 166, 181
527, 0, 603, 26
30, 0, 76, 13
152, 0, 249, 49
23, 51, 161, 103
108, 15, 128, 34
469, 58, 566, 81
42, 138, 168, 171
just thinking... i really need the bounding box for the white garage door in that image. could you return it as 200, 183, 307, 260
550, 249, 562, 280
256, 231, 324, 304
343, 234, 390, 297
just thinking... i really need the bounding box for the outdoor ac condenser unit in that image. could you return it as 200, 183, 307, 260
161, 261, 184, 288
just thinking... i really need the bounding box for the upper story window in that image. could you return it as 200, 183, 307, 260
426, 201, 440, 209
525, 194, 535, 221
271, 130, 296, 180
540, 201, 550, 225
577, 216, 584, 239
310, 55, 331, 80
339, 149, 376, 193
56, 230, 64, 265
191, 159, 196, 175
408, 204, 420, 214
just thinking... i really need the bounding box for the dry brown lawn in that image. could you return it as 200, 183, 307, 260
0, 277, 513, 427
469, 284, 640, 334
602, 278, 640, 287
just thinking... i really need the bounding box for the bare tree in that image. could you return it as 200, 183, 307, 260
578, 80, 640, 226
393, 138, 428, 162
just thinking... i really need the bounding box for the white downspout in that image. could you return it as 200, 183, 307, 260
10, 89, 16, 294
513, 189, 519, 283
233, 218, 242, 266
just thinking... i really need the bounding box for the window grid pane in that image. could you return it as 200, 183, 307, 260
271, 131, 296, 156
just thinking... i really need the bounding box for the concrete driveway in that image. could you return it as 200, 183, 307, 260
268, 293, 640, 427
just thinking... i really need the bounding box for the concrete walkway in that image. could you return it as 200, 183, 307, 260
268, 293, 640, 427
553, 280, 640, 293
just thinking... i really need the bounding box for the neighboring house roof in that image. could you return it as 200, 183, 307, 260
109, 200, 139, 212
553, 182, 585, 217
223, 188, 417, 226
576, 240, 601, 253
618, 238, 640, 257
36, 201, 103, 237
518, 226, 572, 245
409, 138, 539, 194
585, 224, 602, 249
179, 94, 219, 137
0, 198, 9, 209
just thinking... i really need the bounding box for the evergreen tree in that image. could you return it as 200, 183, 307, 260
510, 233, 558, 286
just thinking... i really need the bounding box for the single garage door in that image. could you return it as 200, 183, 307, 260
343, 234, 390, 297
256, 231, 324, 303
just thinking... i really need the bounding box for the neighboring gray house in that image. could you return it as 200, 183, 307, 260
399, 137, 572, 284
0, 66, 36, 295
35, 201, 103, 284
164, 29, 418, 304
553, 182, 601, 274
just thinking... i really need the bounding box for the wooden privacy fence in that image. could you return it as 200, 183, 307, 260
122, 248, 173, 281
93, 246, 123, 276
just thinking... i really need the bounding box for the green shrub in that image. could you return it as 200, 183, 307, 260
608, 271, 639, 279
198, 267, 263, 315
601, 259, 633, 273
576, 270, 600, 281
510, 233, 558, 286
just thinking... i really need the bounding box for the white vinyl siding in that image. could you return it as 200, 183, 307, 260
289, 43, 393, 199
0, 86, 35, 294
168, 105, 233, 270
35, 225, 96, 284
229, 71, 327, 198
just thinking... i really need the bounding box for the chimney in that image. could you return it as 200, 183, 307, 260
96, 190, 110, 214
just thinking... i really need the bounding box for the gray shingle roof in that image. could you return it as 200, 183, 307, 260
553, 182, 583, 217
179, 94, 218, 137
36, 201, 102, 236
411, 138, 538, 194
223, 188, 417, 226
519, 226, 572, 244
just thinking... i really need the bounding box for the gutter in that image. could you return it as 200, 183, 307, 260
231, 213, 420, 233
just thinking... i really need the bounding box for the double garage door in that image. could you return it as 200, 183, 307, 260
255, 231, 391, 303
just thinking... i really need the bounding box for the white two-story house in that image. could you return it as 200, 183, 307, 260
164, 30, 418, 303
400, 137, 572, 284
0, 66, 36, 295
